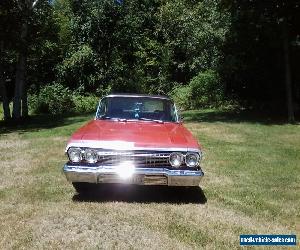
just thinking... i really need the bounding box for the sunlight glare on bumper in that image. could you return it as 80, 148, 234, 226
116, 161, 135, 179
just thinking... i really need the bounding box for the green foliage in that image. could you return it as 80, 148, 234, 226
72, 95, 99, 113
170, 85, 192, 110
2, 0, 299, 120
96, 85, 112, 98
57, 44, 98, 90
189, 70, 224, 108
29, 83, 100, 115
29, 83, 74, 115
53, 0, 229, 95
0, 103, 3, 119
170, 70, 224, 109
221, 0, 300, 110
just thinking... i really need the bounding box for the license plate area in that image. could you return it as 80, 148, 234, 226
130, 175, 144, 185
97, 174, 167, 185
144, 175, 168, 185
98, 174, 144, 184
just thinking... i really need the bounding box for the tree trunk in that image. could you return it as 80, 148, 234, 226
282, 19, 295, 123
0, 41, 11, 120
0, 41, 11, 121
12, 0, 39, 120
22, 84, 28, 117
0, 68, 11, 121
13, 22, 28, 120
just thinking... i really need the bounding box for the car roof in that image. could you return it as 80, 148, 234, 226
106, 93, 171, 100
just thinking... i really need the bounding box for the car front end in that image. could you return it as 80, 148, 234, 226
64, 147, 204, 187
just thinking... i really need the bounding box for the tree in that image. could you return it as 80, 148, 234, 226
57, 0, 229, 95
0, 41, 11, 120
12, 0, 40, 120
0, 0, 57, 121
0, 0, 19, 120
221, 0, 299, 122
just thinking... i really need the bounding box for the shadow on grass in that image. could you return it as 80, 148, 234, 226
72, 184, 207, 204
183, 109, 299, 125
1, 109, 297, 135
0, 112, 93, 135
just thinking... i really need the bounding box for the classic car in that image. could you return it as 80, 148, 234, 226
63, 94, 204, 193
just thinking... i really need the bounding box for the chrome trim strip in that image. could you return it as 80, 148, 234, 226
63, 164, 204, 186
66, 140, 201, 153
95, 99, 102, 120
187, 148, 201, 153
96, 152, 169, 157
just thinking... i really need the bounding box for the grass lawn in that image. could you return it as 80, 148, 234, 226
0, 109, 299, 249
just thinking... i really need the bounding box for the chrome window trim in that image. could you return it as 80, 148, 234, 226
174, 103, 179, 123
95, 95, 178, 122
106, 94, 171, 100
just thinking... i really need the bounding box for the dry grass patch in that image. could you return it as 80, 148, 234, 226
19, 202, 192, 250
0, 112, 299, 249
187, 122, 246, 144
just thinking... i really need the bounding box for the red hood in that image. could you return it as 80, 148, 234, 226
67, 120, 200, 151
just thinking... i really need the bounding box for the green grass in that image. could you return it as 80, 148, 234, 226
0, 109, 299, 249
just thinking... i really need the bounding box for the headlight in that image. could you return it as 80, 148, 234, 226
84, 148, 98, 163
169, 152, 184, 168
185, 152, 200, 167
68, 147, 82, 163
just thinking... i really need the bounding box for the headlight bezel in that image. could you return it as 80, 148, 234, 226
67, 147, 82, 163
169, 152, 184, 168
168, 151, 202, 168
84, 148, 98, 164
185, 152, 201, 167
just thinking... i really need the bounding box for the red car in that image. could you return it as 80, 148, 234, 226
63, 94, 204, 193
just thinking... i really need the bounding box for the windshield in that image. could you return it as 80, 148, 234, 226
96, 96, 178, 122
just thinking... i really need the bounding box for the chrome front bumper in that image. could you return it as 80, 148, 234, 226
63, 164, 204, 186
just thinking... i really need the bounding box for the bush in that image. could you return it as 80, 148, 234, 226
29, 83, 74, 115
169, 85, 192, 110
72, 95, 99, 113
170, 70, 224, 110
189, 70, 224, 108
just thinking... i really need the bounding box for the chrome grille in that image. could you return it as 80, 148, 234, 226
97, 151, 170, 167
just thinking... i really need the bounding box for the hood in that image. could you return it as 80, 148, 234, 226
67, 120, 200, 151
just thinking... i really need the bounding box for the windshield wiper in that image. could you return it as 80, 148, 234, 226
98, 116, 163, 123
137, 117, 164, 124
98, 115, 110, 120
98, 116, 127, 122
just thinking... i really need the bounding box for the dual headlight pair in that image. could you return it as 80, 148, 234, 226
67, 147, 202, 168
68, 148, 98, 164
169, 152, 201, 168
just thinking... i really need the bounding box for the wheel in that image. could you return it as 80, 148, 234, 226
72, 182, 96, 194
